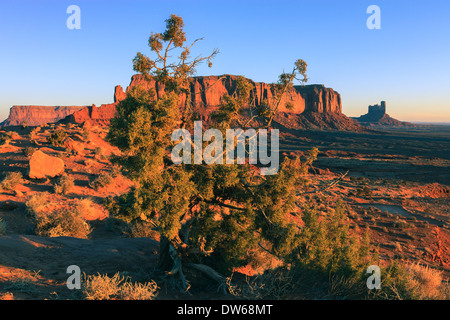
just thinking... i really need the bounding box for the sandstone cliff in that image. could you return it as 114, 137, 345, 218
109, 74, 359, 131
1, 105, 86, 127
114, 74, 343, 120
59, 103, 117, 126
1, 74, 363, 131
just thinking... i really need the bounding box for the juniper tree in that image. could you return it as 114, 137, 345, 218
108, 14, 370, 292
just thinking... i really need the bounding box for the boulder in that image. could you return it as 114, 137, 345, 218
28, 150, 65, 179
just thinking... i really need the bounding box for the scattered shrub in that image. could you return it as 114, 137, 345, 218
32, 207, 91, 239
29, 127, 41, 139
47, 129, 67, 147
374, 261, 449, 300
0, 172, 23, 191
392, 219, 411, 229
0, 134, 10, 145
404, 263, 445, 299
356, 186, 372, 198
117, 282, 158, 300
75, 198, 105, 221
81, 128, 91, 141
54, 174, 75, 195
23, 147, 37, 157
94, 147, 107, 160
124, 220, 159, 240
295, 200, 372, 277
82, 272, 158, 300
26, 192, 91, 238
229, 268, 296, 300
110, 165, 122, 178
25, 192, 50, 216
0, 131, 19, 145
89, 174, 113, 191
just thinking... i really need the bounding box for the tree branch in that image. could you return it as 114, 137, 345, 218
185, 263, 228, 295
297, 170, 349, 195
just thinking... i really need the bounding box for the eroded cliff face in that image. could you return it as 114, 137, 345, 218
1, 74, 346, 129
1, 105, 86, 126
114, 74, 342, 120
60, 103, 117, 126
295, 84, 342, 114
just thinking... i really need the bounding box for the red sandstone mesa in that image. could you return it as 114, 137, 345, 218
1, 106, 86, 127
115, 74, 342, 119
2, 74, 361, 130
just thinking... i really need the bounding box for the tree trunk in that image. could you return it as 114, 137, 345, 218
158, 236, 174, 271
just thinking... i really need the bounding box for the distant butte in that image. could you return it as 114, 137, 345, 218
354, 101, 415, 127
1, 75, 365, 131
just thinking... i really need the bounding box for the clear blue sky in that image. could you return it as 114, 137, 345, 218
1, 0, 449, 122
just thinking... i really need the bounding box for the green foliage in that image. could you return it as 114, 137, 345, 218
295, 200, 371, 276
210, 76, 252, 128
263, 58, 308, 125
132, 14, 217, 94
107, 14, 372, 281
47, 129, 67, 147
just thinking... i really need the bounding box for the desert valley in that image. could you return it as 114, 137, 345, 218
0, 71, 449, 300
1, 4, 450, 307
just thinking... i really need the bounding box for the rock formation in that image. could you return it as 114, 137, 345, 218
1, 74, 364, 131
354, 101, 414, 127
114, 74, 343, 120
59, 103, 117, 126
1, 105, 86, 127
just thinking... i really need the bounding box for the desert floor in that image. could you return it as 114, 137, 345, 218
0, 123, 449, 299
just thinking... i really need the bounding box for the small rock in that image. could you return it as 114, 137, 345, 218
14, 189, 24, 197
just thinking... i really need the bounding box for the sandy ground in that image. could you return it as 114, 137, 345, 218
0, 123, 449, 299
